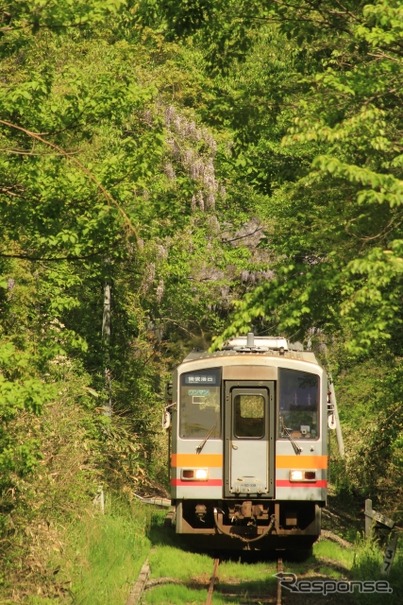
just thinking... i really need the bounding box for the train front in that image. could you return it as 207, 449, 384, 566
167, 336, 329, 551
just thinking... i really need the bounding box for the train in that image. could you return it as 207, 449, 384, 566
163, 333, 338, 551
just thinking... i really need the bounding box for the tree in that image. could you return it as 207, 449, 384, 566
211, 0, 403, 355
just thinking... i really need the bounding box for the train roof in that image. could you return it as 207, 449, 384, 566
182, 334, 319, 365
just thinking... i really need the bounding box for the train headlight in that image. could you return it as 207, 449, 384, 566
290, 470, 304, 482
181, 468, 209, 481
289, 470, 317, 482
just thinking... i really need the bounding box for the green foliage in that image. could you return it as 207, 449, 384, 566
208, 0, 402, 357
0, 0, 128, 35
159, 0, 212, 37
0, 337, 56, 492
1, 0, 402, 599
341, 244, 403, 354
336, 359, 403, 510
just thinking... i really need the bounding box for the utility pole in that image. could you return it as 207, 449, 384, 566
102, 281, 112, 415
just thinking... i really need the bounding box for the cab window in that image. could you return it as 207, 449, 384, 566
234, 394, 265, 438
278, 369, 319, 439
179, 369, 221, 438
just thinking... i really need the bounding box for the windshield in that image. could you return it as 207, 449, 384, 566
278, 368, 319, 439
179, 369, 221, 438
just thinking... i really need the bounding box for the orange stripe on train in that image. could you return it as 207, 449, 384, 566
276, 455, 328, 469
171, 454, 327, 469
171, 454, 223, 467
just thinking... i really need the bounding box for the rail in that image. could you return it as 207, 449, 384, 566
205, 558, 220, 605
276, 557, 283, 605
204, 554, 284, 604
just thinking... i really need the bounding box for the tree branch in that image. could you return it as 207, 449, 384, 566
0, 249, 108, 262
0, 119, 139, 243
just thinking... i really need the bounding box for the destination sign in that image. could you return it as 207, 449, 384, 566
185, 374, 217, 385
182, 369, 220, 386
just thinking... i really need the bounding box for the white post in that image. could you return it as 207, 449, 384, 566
328, 379, 345, 458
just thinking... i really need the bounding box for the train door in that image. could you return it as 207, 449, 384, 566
224, 381, 275, 498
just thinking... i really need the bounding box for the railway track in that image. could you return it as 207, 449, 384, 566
204, 555, 285, 605
128, 552, 286, 605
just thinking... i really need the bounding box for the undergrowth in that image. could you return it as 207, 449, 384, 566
0, 496, 153, 605
63, 497, 152, 605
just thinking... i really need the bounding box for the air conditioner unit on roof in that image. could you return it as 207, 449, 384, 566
222, 333, 289, 351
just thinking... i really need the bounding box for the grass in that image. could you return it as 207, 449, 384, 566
148, 544, 212, 581
313, 539, 355, 571
65, 497, 152, 605
14, 495, 153, 605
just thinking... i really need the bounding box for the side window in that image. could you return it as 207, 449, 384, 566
234, 394, 265, 439
278, 369, 319, 439
179, 369, 221, 438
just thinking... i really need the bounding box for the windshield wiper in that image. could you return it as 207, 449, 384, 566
279, 416, 302, 455
196, 423, 217, 454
